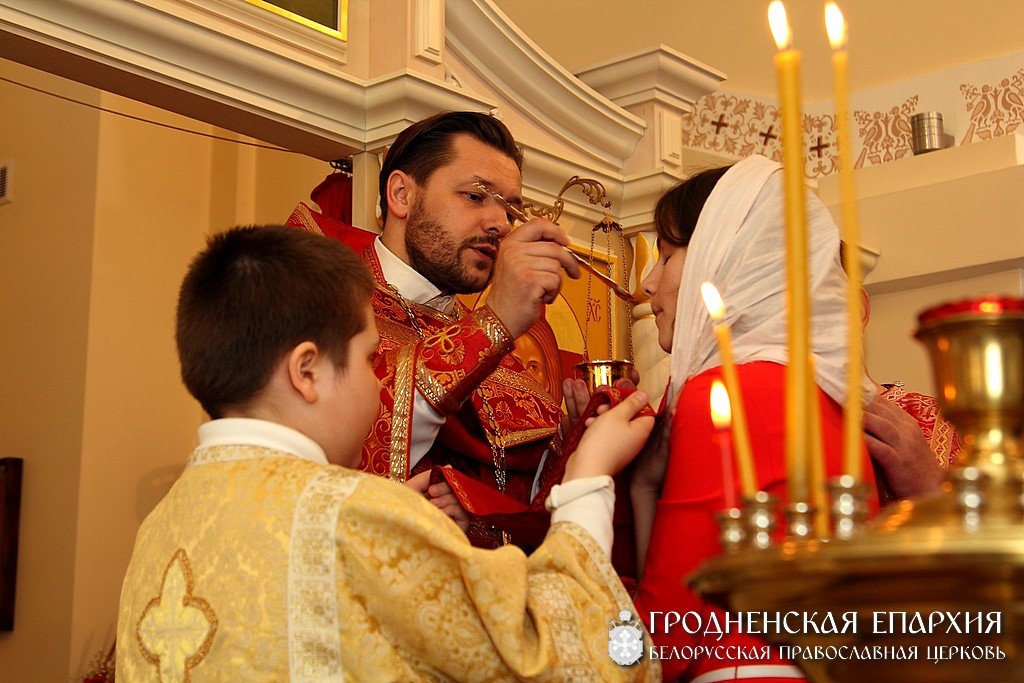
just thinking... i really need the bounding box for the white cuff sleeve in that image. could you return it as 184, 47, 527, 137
408, 390, 446, 471
545, 475, 616, 557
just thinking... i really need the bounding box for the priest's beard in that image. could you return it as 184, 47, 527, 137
405, 198, 498, 295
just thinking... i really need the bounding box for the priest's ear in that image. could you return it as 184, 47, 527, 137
385, 170, 414, 220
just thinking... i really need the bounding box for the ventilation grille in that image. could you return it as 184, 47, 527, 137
0, 164, 8, 204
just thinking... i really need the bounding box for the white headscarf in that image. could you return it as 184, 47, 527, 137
667, 154, 873, 407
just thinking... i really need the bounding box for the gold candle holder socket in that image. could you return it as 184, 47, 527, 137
715, 507, 747, 553
827, 475, 869, 540
742, 491, 778, 550
784, 501, 815, 539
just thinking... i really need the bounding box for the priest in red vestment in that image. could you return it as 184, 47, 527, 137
289, 112, 582, 548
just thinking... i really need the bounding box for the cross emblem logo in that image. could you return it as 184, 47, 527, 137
136, 549, 217, 681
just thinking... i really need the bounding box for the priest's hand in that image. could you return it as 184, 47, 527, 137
487, 220, 581, 339
561, 378, 591, 432
563, 390, 654, 481
864, 395, 945, 501
561, 372, 642, 434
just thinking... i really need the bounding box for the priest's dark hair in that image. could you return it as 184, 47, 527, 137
378, 111, 523, 226
175, 225, 373, 418
653, 165, 733, 248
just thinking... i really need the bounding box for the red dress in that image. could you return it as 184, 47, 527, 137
634, 361, 875, 681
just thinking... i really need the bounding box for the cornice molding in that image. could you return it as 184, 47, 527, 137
0, 0, 504, 159
445, 0, 646, 166
618, 169, 688, 235
575, 44, 725, 114
364, 70, 496, 151
0, 0, 368, 157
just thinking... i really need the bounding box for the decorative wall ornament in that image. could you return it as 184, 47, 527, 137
680, 94, 842, 179
960, 68, 1024, 144
443, 64, 463, 89
676, 53, 1024, 180
853, 95, 917, 169
804, 113, 838, 178
681, 93, 933, 178
681, 93, 783, 161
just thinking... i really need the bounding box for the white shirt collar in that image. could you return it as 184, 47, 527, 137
197, 418, 328, 465
373, 236, 455, 313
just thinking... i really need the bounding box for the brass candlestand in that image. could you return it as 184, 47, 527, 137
689, 297, 1024, 682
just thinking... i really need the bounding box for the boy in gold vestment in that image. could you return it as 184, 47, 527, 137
116, 226, 658, 681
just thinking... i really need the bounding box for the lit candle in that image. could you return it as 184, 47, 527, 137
710, 379, 738, 510
770, 0, 810, 505
826, 1, 865, 481
701, 282, 757, 497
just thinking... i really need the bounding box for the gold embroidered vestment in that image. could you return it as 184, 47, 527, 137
116, 444, 658, 681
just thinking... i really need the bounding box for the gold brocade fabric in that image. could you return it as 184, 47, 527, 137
117, 445, 658, 681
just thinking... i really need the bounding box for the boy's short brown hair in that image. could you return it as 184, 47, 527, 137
176, 225, 373, 418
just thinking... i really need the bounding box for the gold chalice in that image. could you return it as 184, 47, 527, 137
915, 297, 1024, 483
573, 359, 635, 394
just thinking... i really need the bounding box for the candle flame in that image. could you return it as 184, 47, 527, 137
710, 379, 732, 429
701, 281, 726, 321
825, 2, 847, 50
769, 1, 792, 50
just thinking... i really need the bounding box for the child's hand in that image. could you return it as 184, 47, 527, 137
563, 391, 654, 481
405, 470, 431, 494
405, 469, 471, 533
427, 478, 471, 532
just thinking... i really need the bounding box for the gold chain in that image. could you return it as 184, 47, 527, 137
477, 385, 507, 493
384, 283, 507, 494
605, 224, 613, 358
584, 230, 596, 359
619, 228, 634, 361
384, 283, 426, 338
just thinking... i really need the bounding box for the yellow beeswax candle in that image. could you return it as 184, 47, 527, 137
770, 0, 810, 504
827, 1, 865, 481
701, 282, 757, 497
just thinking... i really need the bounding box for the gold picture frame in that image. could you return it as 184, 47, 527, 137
244, 0, 349, 41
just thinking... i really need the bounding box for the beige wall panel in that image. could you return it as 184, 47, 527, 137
0, 59, 100, 681
865, 268, 1024, 397
68, 94, 214, 674
253, 147, 332, 225
858, 168, 1024, 287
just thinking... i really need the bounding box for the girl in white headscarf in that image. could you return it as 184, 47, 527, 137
630, 155, 875, 682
